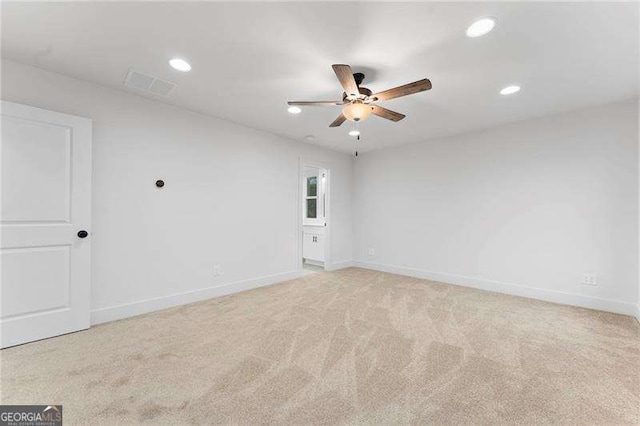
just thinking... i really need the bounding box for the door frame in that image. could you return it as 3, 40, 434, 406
297, 158, 331, 271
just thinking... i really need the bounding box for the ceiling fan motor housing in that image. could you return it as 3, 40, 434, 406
342, 88, 372, 101
342, 73, 372, 100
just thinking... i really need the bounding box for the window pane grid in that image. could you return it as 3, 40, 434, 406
307, 176, 317, 197
306, 199, 317, 218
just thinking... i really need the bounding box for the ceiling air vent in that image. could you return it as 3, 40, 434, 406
123, 69, 176, 97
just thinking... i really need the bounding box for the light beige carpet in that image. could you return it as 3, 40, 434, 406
1, 268, 639, 424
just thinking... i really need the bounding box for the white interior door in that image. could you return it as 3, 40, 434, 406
1, 101, 92, 348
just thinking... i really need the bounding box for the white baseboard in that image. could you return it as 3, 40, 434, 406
91, 270, 304, 325
354, 260, 638, 317
635, 304, 640, 324
325, 259, 354, 271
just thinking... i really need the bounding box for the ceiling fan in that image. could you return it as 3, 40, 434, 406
288, 64, 432, 127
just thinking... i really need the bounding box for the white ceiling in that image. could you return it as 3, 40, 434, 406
2, 2, 638, 153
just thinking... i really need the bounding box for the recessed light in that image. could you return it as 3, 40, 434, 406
169, 58, 191, 72
349, 130, 360, 137
466, 17, 496, 38
304, 134, 316, 141
287, 106, 301, 114
500, 85, 521, 95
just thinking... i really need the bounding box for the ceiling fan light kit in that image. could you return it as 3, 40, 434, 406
342, 102, 372, 122
288, 64, 431, 129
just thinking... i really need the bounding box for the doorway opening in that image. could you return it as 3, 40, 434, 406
299, 159, 330, 274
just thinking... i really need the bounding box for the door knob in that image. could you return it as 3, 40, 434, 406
77, 230, 88, 238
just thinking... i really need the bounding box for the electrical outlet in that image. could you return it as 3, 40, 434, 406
581, 273, 597, 286
367, 248, 375, 256
213, 265, 221, 277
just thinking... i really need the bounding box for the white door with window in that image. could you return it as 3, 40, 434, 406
1, 101, 92, 348
302, 167, 326, 263
303, 168, 325, 226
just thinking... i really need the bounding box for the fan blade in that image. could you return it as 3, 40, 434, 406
329, 113, 346, 127
287, 101, 343, 106
332, 64, 360, 97
371, 78, 432, 102
371, 105, 406, 122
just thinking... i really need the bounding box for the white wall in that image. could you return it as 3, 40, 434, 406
354, 99, 639, 315
1, 60, 353, 323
